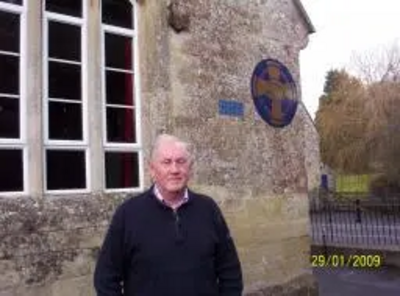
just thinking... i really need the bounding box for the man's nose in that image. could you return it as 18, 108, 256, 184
170, 162, 180, 172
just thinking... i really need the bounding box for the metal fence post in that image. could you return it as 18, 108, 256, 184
355, 199, 362, 223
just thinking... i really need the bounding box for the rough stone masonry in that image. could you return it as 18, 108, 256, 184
0, 0, 320, 295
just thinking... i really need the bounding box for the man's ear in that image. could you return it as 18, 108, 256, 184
148, 161, 155, 180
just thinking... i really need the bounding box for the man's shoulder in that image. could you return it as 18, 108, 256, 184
188, 189, 220, 209
115, 188, 154, 213
188, 190, 227, 226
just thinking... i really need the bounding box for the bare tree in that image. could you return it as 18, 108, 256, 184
350, 42, 400, 191
350, 41, 400, 83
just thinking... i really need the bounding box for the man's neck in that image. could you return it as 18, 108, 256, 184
162, 190, 184, 203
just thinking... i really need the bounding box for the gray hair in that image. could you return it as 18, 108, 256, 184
150, 134, 194, 163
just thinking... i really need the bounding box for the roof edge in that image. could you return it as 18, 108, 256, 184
293, 0, 316, 34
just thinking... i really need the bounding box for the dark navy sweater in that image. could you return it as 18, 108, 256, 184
94, 187, 243, 296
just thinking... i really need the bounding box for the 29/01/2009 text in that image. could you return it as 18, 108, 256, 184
310, 254, 382, 268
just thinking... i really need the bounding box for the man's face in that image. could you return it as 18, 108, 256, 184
149, 141, 192, 195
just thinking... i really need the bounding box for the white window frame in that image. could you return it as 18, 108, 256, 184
101, 0, 143, 193
0, 1, 28, 196
42, 0, 90, 194
0, 0, 144, 196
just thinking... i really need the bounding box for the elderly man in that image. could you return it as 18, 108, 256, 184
94, 134, 243, 296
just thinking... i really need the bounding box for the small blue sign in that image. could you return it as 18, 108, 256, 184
250, 59, 298, 128
218, 100, 244, 118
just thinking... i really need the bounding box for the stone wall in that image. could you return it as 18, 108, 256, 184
300, 103, 322, 195
0, 194, 120, 296
140, 0, 318, 294
0, 0, 319, 295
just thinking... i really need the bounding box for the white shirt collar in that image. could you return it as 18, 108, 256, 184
153, 185, 189, 208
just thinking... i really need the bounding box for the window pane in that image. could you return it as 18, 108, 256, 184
105, 33, 132, 69
0, 54, 19, 94
49, 21, 80, 61
0, 97, 19, 138
0, 1, 23, 5
0, 10, 19, 53
105, 151, 139, 188
49, 61, 81, 101
102, 0, 133, 29
46, 0, 81, 17
46, 150, 86, 190
106, 107, 135, 143
106, 71, 133, 105
0, 149, 23, 192
49, 101, 82, 140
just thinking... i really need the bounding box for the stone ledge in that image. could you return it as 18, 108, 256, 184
245, 272, 318, 296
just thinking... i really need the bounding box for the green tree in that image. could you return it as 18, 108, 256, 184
316, 44, 400, 195
315, 69, 369, 173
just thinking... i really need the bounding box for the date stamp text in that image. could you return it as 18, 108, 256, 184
310, 254, 383, 268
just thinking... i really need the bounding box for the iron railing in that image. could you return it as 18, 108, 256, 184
309, 195, 400, 250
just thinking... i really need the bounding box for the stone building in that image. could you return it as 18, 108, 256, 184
0, 0, 319, 295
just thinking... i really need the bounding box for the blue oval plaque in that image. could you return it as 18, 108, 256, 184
251, 59, 298, 128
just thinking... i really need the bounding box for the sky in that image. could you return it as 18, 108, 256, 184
299, 0, 400, 119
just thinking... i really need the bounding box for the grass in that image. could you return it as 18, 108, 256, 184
335, 174, 370, 193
